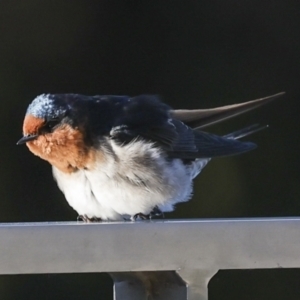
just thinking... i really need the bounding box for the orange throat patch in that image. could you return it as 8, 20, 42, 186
23, 115, 97, 173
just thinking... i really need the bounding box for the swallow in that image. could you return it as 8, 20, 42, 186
17, 92, 284, 221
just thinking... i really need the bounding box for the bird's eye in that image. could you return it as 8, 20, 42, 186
43, 119, 60, 133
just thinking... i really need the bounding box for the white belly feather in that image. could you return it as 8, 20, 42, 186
52, 139, 210, 220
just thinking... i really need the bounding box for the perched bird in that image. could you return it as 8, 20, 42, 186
17, 92, 284, 221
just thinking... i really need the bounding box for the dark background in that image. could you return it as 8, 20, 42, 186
0, 1, 299, 299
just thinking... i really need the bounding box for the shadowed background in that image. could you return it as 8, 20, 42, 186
0, 1, 299, 299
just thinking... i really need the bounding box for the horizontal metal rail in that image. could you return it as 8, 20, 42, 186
0, 218, 300, 299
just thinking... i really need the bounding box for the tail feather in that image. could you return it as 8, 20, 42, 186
171, 92, 284, 129
224, 124, 269, 140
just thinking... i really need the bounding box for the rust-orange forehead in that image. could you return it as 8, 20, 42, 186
23, 114, 45, 135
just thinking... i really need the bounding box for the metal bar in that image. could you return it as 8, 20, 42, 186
0, 218, 300, 299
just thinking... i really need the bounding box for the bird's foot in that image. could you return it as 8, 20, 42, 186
150, 206, 164, 218
77, 215, 102, 223
131, 213, 149, 221
131, 206, 164, 221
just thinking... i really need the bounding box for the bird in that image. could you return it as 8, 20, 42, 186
17, 92, 284, 221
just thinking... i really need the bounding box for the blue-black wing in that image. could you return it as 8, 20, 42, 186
109, 95, 256, 159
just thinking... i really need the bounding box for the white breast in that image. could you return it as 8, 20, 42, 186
53, 139, 210, 220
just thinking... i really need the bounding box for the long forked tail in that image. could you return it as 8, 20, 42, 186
172, 92, 284, 129
224, 124, 269, 140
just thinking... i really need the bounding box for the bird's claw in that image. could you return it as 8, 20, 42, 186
150, 206, 164, 218
131, 213, 149, 221
131, 206, 164, 221
77, 215, 102, 223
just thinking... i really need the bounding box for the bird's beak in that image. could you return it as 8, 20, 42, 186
16, 134, 39, 145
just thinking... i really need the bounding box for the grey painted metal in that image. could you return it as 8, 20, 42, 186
0, 218, 300, 299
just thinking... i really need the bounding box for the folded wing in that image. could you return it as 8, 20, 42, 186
110, 93, 284, 159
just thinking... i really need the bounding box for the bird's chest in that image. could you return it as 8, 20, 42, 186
52, 166, 129, 219
53, 167, 163, 219
52, 140, 197, 219
52, 156, 187, 218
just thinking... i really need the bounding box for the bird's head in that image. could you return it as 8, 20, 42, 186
17, 94, 71, 145
17, 94, 95, 173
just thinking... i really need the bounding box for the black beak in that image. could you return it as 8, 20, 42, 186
16, 134, 38, 145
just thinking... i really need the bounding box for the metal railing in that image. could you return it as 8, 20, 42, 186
0, 218, 299, 299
